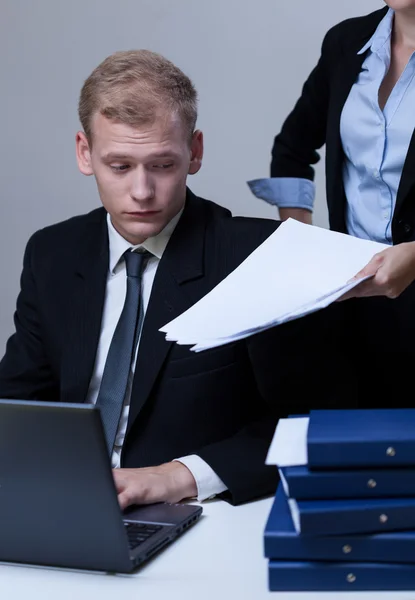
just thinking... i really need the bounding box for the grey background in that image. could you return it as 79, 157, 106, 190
0, 0, 381, 350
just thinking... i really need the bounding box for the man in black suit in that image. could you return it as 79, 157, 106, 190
0, 49, 349, 509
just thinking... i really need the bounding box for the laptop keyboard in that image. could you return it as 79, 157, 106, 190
124, 522, 163, 550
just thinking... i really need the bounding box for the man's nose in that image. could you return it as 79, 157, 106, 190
130, 166, 154, 202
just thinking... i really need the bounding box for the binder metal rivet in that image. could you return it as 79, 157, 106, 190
346, 574, 356, 583
379, 513, 388, 523
386, 447, 396, 457
342, 545, 352, 554
367, 479, 377, 488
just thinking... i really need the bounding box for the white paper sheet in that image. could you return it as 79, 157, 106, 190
160, 219, 388, 351
287, 498, 301, 533
265, 417, 309, 467
278, 468, 291, 498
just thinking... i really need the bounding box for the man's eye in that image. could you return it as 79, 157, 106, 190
153, 163, 173, 169
111, 165, 130, 172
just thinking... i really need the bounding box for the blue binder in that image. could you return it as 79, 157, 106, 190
307, 409, 415, 469
287, 492, 415, 536
279, 464, 415, 499
264, 485, 415, 563
268, 560, 415, 591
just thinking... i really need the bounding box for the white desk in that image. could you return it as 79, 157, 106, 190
1, 497, 414, 600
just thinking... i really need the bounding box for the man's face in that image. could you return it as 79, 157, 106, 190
76, 112, 203, 244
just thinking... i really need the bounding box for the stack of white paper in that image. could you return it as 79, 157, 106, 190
159, 219, 388, 352
265, 416, 310, 506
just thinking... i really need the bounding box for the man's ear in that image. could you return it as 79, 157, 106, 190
76, 131, 94, 176
188, 130, 204, 175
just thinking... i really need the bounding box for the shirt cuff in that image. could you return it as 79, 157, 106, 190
173, 455, 228, 502
247, 177, 315, 211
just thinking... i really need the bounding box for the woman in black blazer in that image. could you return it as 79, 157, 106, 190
250, 3, 415, 305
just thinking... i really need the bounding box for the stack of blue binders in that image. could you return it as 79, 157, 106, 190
264, 409, 415, 591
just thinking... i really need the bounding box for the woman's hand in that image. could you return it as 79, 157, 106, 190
340, 242, 415, 300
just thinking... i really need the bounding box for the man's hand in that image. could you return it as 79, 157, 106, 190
339, 242, 415, 301
113, 462, 198, 510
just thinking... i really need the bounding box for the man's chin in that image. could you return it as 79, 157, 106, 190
124, 222, 163, 244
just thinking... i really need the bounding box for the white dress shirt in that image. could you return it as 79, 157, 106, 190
85, 210, 227, 502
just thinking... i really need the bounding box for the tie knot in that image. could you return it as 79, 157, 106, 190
124, 249, 151, 278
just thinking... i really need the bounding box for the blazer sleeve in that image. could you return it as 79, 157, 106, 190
194, 306, 357, 505
270, 27, 338, 181
194, 414, 279, 505
0, 234, 59, 400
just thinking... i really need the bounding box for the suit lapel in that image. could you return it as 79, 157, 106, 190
60, 209, 109, 405
126, 191, 207, 434
395, 128, 415, 216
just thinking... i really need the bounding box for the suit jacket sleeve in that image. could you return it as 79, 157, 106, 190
194, 306, 357, 505
270, 27, 338, 181
194, 413, 279, 506
0, 233, 58, 400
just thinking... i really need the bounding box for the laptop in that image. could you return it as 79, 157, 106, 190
0, 399, 202, 573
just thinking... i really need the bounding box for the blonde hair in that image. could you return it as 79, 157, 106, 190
78, 49, 198, 144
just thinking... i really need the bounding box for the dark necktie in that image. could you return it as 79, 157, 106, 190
96, 249, 150, 456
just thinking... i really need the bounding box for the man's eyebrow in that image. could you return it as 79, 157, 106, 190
147, 151, 181, 160
101, 151, 181, 161
101, 152, 133, 161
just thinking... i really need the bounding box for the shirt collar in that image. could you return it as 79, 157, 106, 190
358, 8, 394, 55
107, 205, 184, 274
